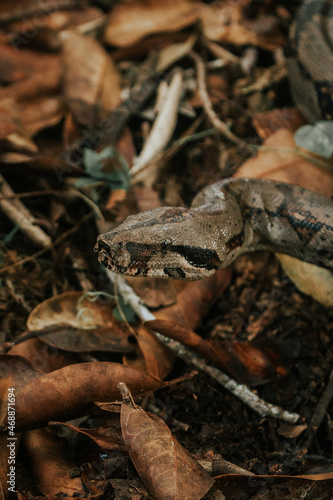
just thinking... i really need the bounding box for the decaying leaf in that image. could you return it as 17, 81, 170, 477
120, 388, 214, 499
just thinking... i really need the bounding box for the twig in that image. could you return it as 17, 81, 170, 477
106, 271, 300, 424
0, 211, 94, 275
305, 368, 333, 450
190, 51, 247, 148
0, 173, 52, 248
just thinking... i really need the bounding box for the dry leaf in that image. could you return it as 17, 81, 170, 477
155, 267, 233, 329
62, 31, 121, 126
121, 399, 214, 499
132, 71, 183, 179
201, 2, 283, 50
50, 421, 126, 452
123, 325, 176, 380
146, 319, 286, 386
104, 0, 200, 47
8, 337, 77, 373
3, 362, 165, 431
23, 427, 85, 497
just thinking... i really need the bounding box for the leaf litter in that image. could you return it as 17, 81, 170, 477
0, 0, 332, 498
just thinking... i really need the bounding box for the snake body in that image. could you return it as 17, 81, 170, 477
95, 0, 333, 280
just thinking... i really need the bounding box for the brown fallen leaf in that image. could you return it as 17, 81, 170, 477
2, 361, 165, 432
8, 336, 77, 373
27, 291, 120, 331
154, 267, 233, 329
235, 128, 333, 195
145, 319, 286, 386
201, 2, 284, 50
50, 421, 126, 453
23, 427, 86, 497
120, 384, 214, 500
123, 325, 176, 380
104, 0, 200, 47
17, 324, 136, 354
62, 31, 121, 126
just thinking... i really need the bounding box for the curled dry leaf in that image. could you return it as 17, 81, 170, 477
104, 0, 201, 47
201, 2, 284, 50
26, 291, 135, 353
23, 428, 86, 497
50, 421, 126, 452
4, 362, 165, 432
121, 400, 214, 500
62, 31, 121, 126
123, 325, 176, 380
214, 471, 333, 499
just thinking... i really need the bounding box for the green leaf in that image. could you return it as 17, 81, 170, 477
294, 121, 333, 159
77, 147, 131, 191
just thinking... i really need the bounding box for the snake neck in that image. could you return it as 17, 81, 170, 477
206, 178, 333, 272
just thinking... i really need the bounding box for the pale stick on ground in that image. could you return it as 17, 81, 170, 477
107, 269, 300, 424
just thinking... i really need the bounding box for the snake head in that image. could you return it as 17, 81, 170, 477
94, 205, 234, 280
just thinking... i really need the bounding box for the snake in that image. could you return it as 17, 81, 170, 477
95, 0, 333, 281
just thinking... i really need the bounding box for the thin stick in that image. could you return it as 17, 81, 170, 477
0, 174, 52, 248
190, 51, 247, 148
0, 211, 94, 275
107, 271, 300, 424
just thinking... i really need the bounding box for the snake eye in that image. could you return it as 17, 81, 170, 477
96, 240, 110, 253
161, 239, 172, 252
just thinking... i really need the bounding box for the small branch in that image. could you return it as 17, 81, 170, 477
190, 51, 247, 148
0, 211, 94, 275
0, 173, 52, 248
106, 271, 300, 424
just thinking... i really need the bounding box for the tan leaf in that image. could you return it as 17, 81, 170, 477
121, 400, 214, 499
8, 337, 76, 373
201, 3, 283, 50
104, 0, 200, 47
62, 31, 121, 126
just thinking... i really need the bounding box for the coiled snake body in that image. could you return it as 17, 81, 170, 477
95, 0, 333, 280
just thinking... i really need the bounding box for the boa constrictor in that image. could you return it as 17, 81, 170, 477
95, 0, 333, 281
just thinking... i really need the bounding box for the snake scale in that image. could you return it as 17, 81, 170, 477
95, 0, 333, 281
